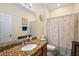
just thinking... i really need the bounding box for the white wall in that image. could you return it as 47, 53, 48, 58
51, 4, 75, 17
29, 3, 51, 39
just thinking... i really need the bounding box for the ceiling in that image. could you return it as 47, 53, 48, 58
20, 3, 72, 13
42, 3, 71, 11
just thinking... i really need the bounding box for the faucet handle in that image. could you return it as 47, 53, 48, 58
26, 36, 29, 39
30, 36, 32, 41
22, 42, 25, 46
22, 40, 26, 45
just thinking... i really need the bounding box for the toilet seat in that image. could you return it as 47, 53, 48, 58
47, 44, 56, 51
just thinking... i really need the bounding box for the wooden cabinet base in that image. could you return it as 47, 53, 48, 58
32, 44, 47, 56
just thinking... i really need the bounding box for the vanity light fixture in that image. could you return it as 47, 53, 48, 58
39, 14, 45, 22
24, 3, 32, 8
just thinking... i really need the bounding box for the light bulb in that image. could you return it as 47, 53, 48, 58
57, 3, 60, 7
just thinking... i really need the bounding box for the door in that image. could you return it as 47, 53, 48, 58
30, 21, 37, 37
0, 13, 12, 44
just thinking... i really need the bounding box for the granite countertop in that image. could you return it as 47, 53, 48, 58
0, 39, 48, 56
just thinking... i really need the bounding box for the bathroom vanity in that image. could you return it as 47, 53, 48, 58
0, 39, 48, 56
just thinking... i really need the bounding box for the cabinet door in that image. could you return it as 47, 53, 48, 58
43, 45, 47, 56
32, 48, 42, 56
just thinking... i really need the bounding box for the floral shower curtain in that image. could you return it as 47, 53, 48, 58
46, 14, 78, 56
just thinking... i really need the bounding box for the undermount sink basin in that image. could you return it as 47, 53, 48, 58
21, 44, 37, 51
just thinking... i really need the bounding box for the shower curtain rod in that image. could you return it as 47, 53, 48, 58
46, 13, 79, 20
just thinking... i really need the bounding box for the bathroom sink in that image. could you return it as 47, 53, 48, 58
21, 44, 37, 51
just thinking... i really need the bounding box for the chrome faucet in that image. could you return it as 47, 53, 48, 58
22, 40, 26, 45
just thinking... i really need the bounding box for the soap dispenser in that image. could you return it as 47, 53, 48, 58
41, 35, 46, 40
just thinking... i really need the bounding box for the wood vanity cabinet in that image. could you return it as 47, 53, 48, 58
72, 41, 79, 56
32, 44, 47, 56
42, 44, 47, 56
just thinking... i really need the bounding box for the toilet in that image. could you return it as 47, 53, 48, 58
40, 35, 56, 55
47, 44, 56, 51
47, 44, 56, 56
40, 36, 56, 51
